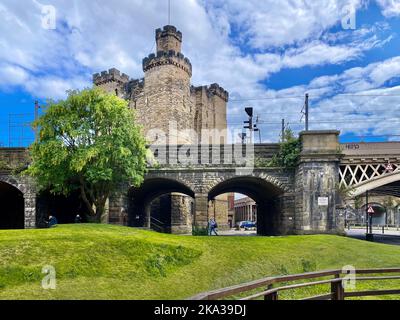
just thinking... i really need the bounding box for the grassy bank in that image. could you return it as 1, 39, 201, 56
1, 224, 400, 299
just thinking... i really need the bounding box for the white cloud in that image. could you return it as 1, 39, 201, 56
0, 0, 387, 101
0, 0, 399, 141
0, 64, 29, 86
203, 0, 366, 48
283, 41, 362, 68
376, 0, 400, 17
369, 57, 400, 86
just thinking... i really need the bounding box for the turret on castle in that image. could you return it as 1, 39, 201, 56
93, 26, 230, 233
93, 25, 229, 145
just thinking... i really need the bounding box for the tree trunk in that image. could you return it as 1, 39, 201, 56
78, 177, 109, 223
85, 199, 106, 223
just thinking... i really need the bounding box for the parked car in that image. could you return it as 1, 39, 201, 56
236, 221, 256, 230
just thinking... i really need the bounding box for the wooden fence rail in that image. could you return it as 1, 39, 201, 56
189, 268, 400, 300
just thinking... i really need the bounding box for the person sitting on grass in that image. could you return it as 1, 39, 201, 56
75, 214, 82, 223
48, 215, 58, 228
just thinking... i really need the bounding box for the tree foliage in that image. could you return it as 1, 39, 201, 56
26, 88, 147, 221
269, 128, 301, 168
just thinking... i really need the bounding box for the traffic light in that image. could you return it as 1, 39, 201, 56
245, 107, 253, 117
244, 118, 253, 129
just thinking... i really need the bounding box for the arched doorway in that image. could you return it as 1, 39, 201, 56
208, 176, 285, 235
361, 202, 387, 226
128, 178, 195, 234
36, 190, 91, 226
0, 181, 24, 229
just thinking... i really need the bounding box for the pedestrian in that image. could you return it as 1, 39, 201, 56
48, 215, 58, 227
75, 214, 82, 223
208, 218, 219, 236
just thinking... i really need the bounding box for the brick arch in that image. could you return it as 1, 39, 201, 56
127, 175, 196, 231
257, 172, 291, 193
0, 174, 26, 229
204, 172, 289, 194
0, 175, 25, 194
142, 173, 196, 194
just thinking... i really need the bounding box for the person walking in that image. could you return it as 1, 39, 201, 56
208, 218, 219, 236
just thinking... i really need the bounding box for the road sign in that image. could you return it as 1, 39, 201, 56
385, 163, 394, 172
367, 206, 375, 214
318, 197, 329, 206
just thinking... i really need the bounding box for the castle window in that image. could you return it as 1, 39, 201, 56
115, 89, 118, 96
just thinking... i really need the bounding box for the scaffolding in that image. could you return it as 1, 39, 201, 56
2, 101, 43, 148
7, 113, 35, 147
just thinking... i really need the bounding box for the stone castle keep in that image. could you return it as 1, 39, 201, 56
93, 25, 231, 233
93, 25, 229, 145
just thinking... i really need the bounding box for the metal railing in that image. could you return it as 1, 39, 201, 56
150, 216, 166, 233
190, 268, 400, 300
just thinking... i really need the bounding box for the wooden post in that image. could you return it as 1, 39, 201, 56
331, 278, 345, 300
264, 284, 278, 301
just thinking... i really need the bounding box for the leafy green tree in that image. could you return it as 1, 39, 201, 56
27, 88, 147, 222
269, 128, 301, 168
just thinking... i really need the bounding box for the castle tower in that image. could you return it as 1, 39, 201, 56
92, 68, 130, 99
93, 26, 231, 233
138, 25, 194, 145
156, 25, 182, 52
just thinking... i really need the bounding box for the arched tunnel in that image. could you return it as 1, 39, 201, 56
128, 178, 195, 232
208, 176, 285, 235
128, 176, 287, 236
0, 181, 24, 229
36, 190, 91, 226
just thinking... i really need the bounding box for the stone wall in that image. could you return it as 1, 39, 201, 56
295, 131, 343, 234
170, 193, 193, 234
208, 194, 229, 230
0, 173, 36, 228
140, 63, 193, 144
93, 25, 228, 146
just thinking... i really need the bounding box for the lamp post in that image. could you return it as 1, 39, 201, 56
365, 190, 374, 241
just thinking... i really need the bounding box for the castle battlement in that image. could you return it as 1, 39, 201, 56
156, 25, 183, 53
142, 50, 192, 76
208, 83, 229, 102
93, 25, 228, 145
127, 78, 145, 96
93, 68, 130, 86
156, 25, 182, 42
128, 78, 145, 88
194, 83, 229, 102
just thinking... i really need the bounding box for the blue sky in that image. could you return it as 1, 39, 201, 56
1, 0, 400, 146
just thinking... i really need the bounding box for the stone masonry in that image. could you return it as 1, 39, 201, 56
93, 25, 229, 145
93, 25, 230, 233
1, 133, 352, 235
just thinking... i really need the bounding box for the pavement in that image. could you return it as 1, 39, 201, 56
217, 229, 257, 236
346, 228, 400, 246
217, 227, 400, 245
192, 227, 400, 245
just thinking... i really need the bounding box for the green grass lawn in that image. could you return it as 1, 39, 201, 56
1, 224, 400, 300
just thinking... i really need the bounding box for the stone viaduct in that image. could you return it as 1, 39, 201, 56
1, 130, 399, 235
